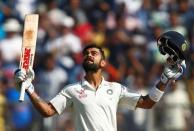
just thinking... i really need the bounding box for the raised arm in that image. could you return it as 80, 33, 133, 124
136, 81, 165, 109
27, 91, 57, 117
14, 69, 57, 117
136, 60, 186, 109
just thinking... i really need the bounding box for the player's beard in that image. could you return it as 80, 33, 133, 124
82, 60, 101, 73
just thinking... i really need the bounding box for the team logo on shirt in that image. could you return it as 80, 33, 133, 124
107, 89, 113, 95
76, 89, 87, 99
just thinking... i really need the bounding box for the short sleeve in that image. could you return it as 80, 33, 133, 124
119, 85, 141, 110
50, 88, 72, 114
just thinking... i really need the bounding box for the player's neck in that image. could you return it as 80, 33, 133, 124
85, 71, 103, 89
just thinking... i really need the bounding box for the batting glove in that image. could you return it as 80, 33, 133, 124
14, 68, 35, 94
161, 60, 186, 84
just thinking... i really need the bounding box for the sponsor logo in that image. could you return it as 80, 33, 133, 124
76, 89, 87, 99
22, 48, 31, 69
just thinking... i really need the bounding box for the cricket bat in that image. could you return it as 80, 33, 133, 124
19, 14, 39, 102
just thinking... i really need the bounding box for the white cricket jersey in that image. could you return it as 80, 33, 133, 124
50, 78, 141, 131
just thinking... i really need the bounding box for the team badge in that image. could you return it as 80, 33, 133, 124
107, 89, 113, 95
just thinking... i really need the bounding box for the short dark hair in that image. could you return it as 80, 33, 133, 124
82, 44, 105, 59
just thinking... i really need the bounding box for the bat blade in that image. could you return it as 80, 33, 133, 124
19, 14, 39, 102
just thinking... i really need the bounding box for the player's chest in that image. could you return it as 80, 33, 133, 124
72, 87, 119, 108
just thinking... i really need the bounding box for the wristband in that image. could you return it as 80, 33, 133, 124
149, 87, 164, 102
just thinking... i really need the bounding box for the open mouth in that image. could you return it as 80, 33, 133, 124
85, 57, 94, 63
86, 60, 94, 64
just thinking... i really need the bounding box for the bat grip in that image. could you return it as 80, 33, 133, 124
19, 82, 26, 102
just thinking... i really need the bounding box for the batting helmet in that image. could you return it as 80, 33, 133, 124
157, 31, 190, 62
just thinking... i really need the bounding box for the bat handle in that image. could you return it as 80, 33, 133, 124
19, 82, 26, 102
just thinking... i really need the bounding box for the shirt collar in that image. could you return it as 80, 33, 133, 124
81, 77, 105, 90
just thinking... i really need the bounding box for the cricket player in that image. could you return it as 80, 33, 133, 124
14, 40, 186, 131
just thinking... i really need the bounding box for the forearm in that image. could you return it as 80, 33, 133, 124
137, 80, 167, 109
26, 91, 56, 117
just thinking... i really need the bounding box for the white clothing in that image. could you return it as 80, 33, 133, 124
0, 35, 22, 62
16, 0, 36, 19
162, 81, 191, 130
45, 33, 82, 56
115, 0, 143, 14
50, 78, 140, 131
36, 67, 67, 101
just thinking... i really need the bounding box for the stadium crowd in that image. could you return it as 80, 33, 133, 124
0, 0, 194, 131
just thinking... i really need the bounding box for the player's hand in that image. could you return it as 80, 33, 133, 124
14, 68, 35, 94
15, 68, 35, 81
160, 60, 186, 84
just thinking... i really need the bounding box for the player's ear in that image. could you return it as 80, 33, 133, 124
100, 59, 107, 67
